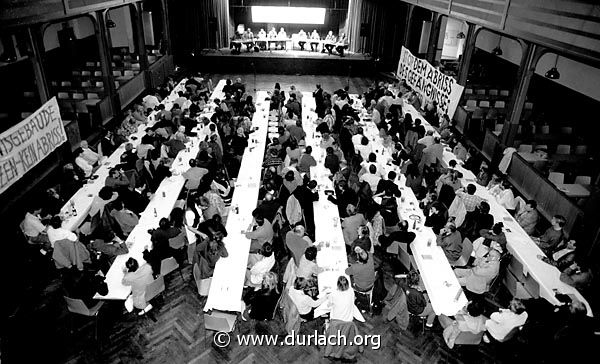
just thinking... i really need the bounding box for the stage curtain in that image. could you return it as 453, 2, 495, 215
345, 0, 364, 53
212, 0, 232, 49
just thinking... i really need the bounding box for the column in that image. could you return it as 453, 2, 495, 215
132, 3, 149, 68
457, 23, 477, 86
94, 10, 119, 113
426, 13, 441, 64
27, 25, 49, 104
501, 42, 542, 146
160, 0, 171, 54
402, 4, 415, 48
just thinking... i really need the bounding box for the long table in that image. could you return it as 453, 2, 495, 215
385, 96, 592, 316
60, 79, 188, 231
95, 80, 227, 300
302, 92, 365, 321
203, 92, 271, 312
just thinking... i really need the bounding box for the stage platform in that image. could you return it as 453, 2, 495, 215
195, 48, 375, 76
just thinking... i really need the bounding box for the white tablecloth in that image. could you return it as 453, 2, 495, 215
61, 79, 189, 231
203, 92, 271, 312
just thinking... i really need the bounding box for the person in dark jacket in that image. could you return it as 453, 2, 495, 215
242, 271, 280, 321
425, 202, 448, 235
63, 269, 108, 308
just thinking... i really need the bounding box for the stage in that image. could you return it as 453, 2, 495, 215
194, 48, 375, 76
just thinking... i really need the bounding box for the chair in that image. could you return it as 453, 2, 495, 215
95, 81, 104, 88
87, 93, 99, 100
479, 100, 490, 108
61, 81, 71, 87
20, 112, 32, 119
494, 100, 505, 108
451, 238, 473, 267
494, 123, 504, 134
540, 125, 550, 134
517, 144, 532, 153
124, 70, 134, 77
475, 89, 486, 96
72, 70, 81, 76
409, 312, 428, 334
131, 63, 141, 70
145, 275, 165, 302
112, 54, 122, 61
488, 89, 498, 96
465, 99, 477, 108
548, 172, 565, 185
81, 81, 91, 87
535, 144, 548, 151
148, 55, 157, 63
524, 102, 534, 110
72, 93, 84, 100
465, 88, 473, 95
204, 311, 237, 347
560, 126, 573, 135
472, 108, 485, 120
85, 61, 95, 67
160, 257, 180, 276
454, 330, 484, 345
94, 71, 102, 77
63, 296, 103, 340
574, 176, 591, 185
23, 91, 35, 98
57, 92, 69, 99
81, 70, 91, 77
500, 90, 510, 97
192, 263, 211, 296
574, 145, 587, 155
555, 144, 571, 154
112, 70, 122, 77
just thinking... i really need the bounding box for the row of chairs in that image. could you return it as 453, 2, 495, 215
71, 69, 139, 78
465, 88, 510, 97
548, 172, 591, 185
517, 143, 587, 155
465, 99, 510, 109
57, 90, 104, 101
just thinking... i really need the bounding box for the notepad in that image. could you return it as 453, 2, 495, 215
503, 216, 512, 222
421, 254, 433, 260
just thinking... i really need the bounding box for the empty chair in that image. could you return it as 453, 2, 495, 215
148, 55, 157, 63
524, 102, 534, 110
574, 145, 587, 155
72, 70, 81, 76
574, 176, 591, 185
555, 144, 571, 154
479, 100, 490, 108
64, 296, 103, 340
465, 99, 477, 108
124, 55, 132, 60
111, 62, 116, 67
72, 93, 84, 100
95, 81, 104, 88
131, 63, 141, 70
94, 71, 102, 77
81, 70, 91, 77
61, 81, 71, 87
23, 91, 35, 98
535, 144, 548, 151
475, 89, 486, 95
540, 125, 550, 134
160, 257, 179, 276
96, 61, 101, 67
87, 93, 99, 100
494, 100, 505, 108
500, 90, 510, 97
517, 144, 533, 153
85, 61, 95, 67
112, 70, 122, 77
81, 81, 91, 88
548, 172, 565, 185
145, 275, 165, 302
465, 88, 473, 95
472, 108, 485, 120
488, 89, 498, 96
112, 54, 122, 61
204, 311, 237, 344
123, 70, 134, 77
21, 112, 32, 119
560, 126, 573, 135
57, 92, 69, 99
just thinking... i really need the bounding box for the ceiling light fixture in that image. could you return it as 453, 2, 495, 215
106, 13, 116, 28
456, 31, 466, 39
492, 35, 502, 56
545, 54, 560, 80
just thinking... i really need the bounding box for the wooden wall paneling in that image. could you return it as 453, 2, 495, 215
449, 0, 508, 29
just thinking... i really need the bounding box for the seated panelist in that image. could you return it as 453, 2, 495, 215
297, 29, 307, 51
336, 33, 349, 57
323, 31, 337, 54
242, 28, 255, 52
310, 30, 320, 51
277, 27, 287, 49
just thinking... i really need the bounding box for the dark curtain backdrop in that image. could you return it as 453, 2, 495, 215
168, 0, 232, 60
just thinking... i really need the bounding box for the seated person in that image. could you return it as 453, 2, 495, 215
350, 225, 372, 256
242, 28, 255, 51
79, 141, 101, 166
515, 199, 539, 235
560, 260, 593, 292
378, 220, 416, 251
538, 239, 577, 271
454, 248, 501, 294
485, 298, 528, 342
246, 243, 275, 288
297, 29, 307, 50
285, 224, 312, 266
461, 201, 494, 241
309, 29, 320, 51
335, 33, 348, 56
47, 215, 77, 248
438, 299, 487, 348
533, 215, 566, 256
245, 215, 274, 253
297, 246, 320, 278
323, 31, 337, 54
289, 276, 329, 321
345, 248, 376, 292
242, 272, 280, 321
109, 199, 139, 236
63, 269, 108, 308
277, 27, 287, 49
437, 222, 463, 263
424, 202, 448, 235
122, 257, 154, 315
341, 204, 367, 246
193, 231, 228, 279
478, 222, 507, 254
400, 270, 436, 327
74, 147, 94, 178
495, 181, 517, 212
21, 205, 49, 246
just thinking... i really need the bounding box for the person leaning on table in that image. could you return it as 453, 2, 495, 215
289, 276, 330, 321
533, 215, 567, 256
122, 257, 154, 315
484, 298, 528, 342
454, 248, 501, 294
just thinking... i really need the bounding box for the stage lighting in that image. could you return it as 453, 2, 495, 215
545, 55, 560, 80
492, 35, 502, 56
251, 6, 326, 25
456, 32, 465, 39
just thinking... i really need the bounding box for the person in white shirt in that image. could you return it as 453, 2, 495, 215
79, 141, 101, 166
360, 153, 385, 178
328, 276, 355, 322
359, 164, 381, 193
351, 127, 364, 147
496, 181, 517, 211
246, 243, 275, 287
296, 246, 320, 278
21, 206, 48, 244
47, 216, 77, 248
417, 130, 435, 147
290, 85, 303, 104
142, 92, 160, 111
355, 136, 373, 161
74, 148, 94, 178
289, 276, 329, 321
485, 298, 528, 342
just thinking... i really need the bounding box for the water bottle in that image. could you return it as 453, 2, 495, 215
153, 208, 157, 217
70, 200, 77, 216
